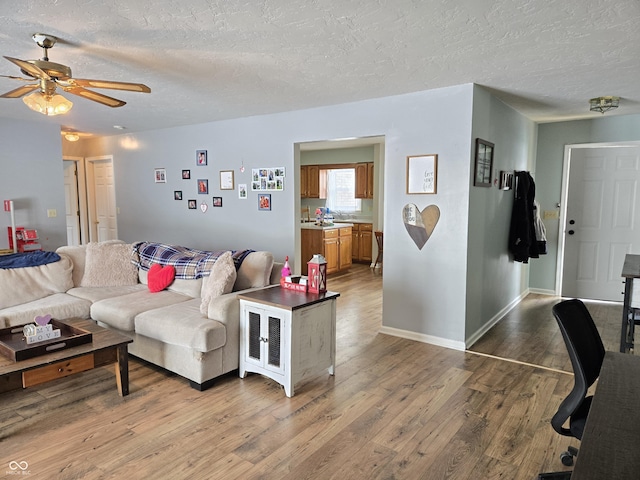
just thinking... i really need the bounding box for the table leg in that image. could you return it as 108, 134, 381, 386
115, 345, 129, 396
621, 278, 633, 353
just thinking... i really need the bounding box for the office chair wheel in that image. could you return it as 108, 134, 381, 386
560, 446, 578, 466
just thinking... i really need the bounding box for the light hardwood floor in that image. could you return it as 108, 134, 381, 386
1, 266, 579, 479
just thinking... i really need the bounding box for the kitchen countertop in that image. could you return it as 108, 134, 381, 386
334, 219, 373, 224
301, 222, 354, 230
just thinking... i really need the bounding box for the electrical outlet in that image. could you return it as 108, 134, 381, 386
543, 210, 559, 220
47, 209, 57, 218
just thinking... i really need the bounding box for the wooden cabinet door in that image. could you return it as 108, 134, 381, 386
360, 228, 373, 262
355, 163, 368, 198
300, 165, 308, 198
339, 227, 352, 270
324, 237, 339, 274
366, 162, 374, 199
307, 165, 320, 198
351, 224, 359, 260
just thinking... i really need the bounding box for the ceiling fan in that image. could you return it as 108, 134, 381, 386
0, 33, 150, 115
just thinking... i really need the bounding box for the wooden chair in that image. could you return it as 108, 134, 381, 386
373, 231, 383, 272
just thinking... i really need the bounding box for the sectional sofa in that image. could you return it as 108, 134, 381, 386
0, 241, 281, 390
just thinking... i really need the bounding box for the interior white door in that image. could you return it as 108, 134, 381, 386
92, 159, 118, 241
63, 161, 81, 246
562, 146, 640, 301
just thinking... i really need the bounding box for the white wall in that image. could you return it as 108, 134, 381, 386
0, 117, 67, 251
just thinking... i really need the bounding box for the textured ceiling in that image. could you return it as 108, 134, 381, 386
0, 0, 639, 137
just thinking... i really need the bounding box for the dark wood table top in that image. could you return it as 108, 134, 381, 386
570, 351, 640, 479
621, 254, 640, 278
237, 286, 340, 311
0, 318, 132, 375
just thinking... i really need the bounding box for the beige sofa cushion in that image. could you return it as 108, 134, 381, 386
200, 251, 237, 315
234, 251, 274, 291
56, 245, 87, 287
67, 284, 146, 303
91, 290, 191, 331
138, 269, 202, 298
0, 293, 91, 327
135, 299, 226, 353
81, 242, 138, 287
0, 255, 74, 309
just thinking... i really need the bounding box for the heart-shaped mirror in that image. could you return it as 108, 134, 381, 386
403, 204, 440, 250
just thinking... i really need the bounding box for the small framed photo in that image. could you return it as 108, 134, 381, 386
406, 154, 437, 194
238, 184, 247, 199
174, 191, 183, 200
474, 139, 494, 187
182, 169, 191, 179
197, 179, 208, 194
154, 168, 167, 183
212, 196, 223, 207
196, 150, 207, 166
258, 194, 271, 211
188, 199, 197, 209
220, 170, 234, 190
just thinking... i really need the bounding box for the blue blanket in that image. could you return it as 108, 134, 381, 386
0, 251, 61, 269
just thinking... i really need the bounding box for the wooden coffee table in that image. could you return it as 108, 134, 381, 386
0, 318, 133, 396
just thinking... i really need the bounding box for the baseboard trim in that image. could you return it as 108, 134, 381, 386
379, 326, 466, 351
528, 288, 557, 296
465, 289, 530, 349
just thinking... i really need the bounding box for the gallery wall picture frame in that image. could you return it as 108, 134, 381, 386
196, 150, 207, 166
188, 200, 197, 209
251, 167, 285, 191
220, 170, 234, 190
406, 154, 437, 194
258, 194, 271, 211
238, 184, 247, 199
212, 196, 223, 207
474, 139, 494, 187
154, 168, 167, 183
182, 169, 191, 179
174, 191, 182, 200
197, 179, 209, 194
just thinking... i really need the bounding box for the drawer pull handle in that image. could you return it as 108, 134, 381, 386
46, 342, 66, 352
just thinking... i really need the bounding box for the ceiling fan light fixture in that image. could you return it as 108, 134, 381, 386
64, 132, 80, 142
589, 96, 620, 114
23, 91, 73, 116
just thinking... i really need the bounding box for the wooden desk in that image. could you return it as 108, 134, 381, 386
570, 351, 640, 479
620, 254, 640, 352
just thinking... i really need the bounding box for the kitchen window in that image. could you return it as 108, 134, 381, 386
320, 168, 362, 212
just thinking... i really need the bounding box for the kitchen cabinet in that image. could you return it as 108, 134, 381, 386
351, 223, 373, 263
355, 162, 374, 199
301, 165, 320, 198
239, 286, 340, 397
301, 225, 352, 275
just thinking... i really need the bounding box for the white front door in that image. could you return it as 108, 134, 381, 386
562, 146, 640, 301
89, 157, 118, 242
63, 161, 81, 246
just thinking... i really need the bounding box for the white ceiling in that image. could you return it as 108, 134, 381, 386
0, 0, 639, 138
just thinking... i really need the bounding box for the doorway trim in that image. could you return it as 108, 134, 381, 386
556, 140, 640, 295
63, 155, 89, 244
85, 155, 117, 242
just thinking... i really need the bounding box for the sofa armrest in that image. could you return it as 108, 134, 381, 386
207, 292, 240, 326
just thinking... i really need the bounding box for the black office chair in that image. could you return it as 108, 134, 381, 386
539, 299, 605, 479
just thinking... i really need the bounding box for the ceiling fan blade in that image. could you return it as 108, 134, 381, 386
3, 56, 51, 80
69, 78, 150, 93
62, 85, 126, 107
0, 74, 33, 81
0, 83, 39, 98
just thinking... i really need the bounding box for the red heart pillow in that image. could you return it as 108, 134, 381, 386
148, 264, 176, 293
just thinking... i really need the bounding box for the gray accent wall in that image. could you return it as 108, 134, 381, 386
530, 114, 640, 292
0, 117, 67, 251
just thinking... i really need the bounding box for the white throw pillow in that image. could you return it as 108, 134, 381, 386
80, 242, 138, 287
200, 251, 237, 315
